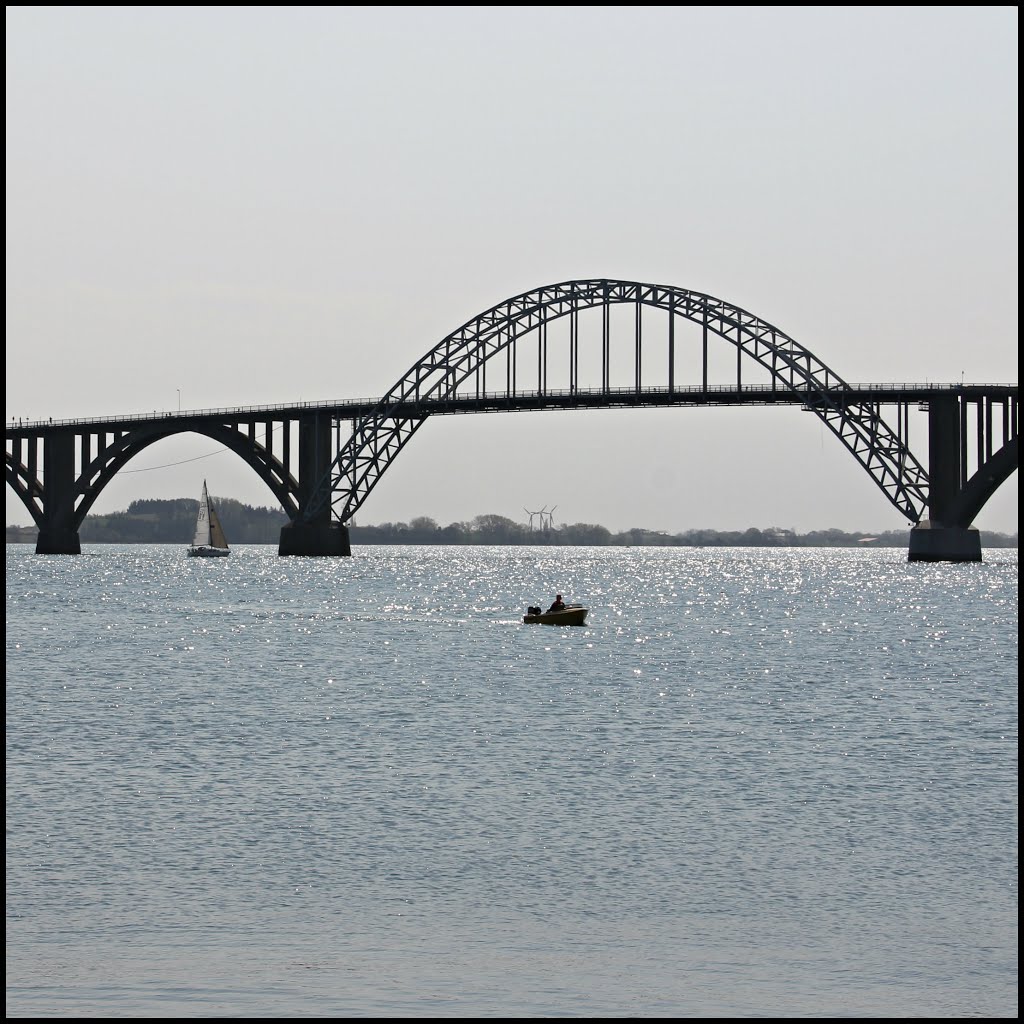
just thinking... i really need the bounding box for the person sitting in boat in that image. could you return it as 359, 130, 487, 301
548, 594, 565, 612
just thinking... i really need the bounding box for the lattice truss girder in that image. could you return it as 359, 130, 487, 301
309, 280, 934, 524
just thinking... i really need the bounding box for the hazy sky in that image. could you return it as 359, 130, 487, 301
6, 6, 1018, 535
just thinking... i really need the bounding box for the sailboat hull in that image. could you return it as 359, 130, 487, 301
187, 546, 230, 558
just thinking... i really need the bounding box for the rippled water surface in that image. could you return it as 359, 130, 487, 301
6, 544, 1018, 1017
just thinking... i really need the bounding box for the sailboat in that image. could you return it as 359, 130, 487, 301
187, 480, 230, 557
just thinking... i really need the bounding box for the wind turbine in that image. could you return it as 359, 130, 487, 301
524, 507, 542, 531
542, 505, 557, 532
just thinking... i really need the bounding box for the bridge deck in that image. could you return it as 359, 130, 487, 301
7, 382, 1017, 433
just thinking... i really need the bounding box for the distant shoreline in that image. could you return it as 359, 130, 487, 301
6, 498, 1018, 549
6, 526, 1018, 550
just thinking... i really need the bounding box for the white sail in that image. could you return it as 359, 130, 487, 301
188, 481, 229, 555
192, 481, 213, 547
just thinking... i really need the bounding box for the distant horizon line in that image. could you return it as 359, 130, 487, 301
5, 520, 1018, 540
3, 494, 1018, 539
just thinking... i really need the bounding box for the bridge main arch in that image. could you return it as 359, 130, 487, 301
304, 278, 934, 529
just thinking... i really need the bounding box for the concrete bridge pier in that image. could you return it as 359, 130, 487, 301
278, 521, 351, 556
36, 527, 82, 555
35, 433, 81, 554
277, 411, 352, 556
907, 522, 982, 563
907, 395, 982, 562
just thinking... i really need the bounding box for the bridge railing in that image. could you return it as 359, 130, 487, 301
6, 398, 386, 431
5, 382, 1015, 432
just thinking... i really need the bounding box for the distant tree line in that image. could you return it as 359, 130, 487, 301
5, 499, 1018, 548
349, 514, 1017, 548
5, 497, 290, 545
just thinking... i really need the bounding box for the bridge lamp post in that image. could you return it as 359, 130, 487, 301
177, 389, 181, 413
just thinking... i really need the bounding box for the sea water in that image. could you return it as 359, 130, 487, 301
5, 544, 1018, 1017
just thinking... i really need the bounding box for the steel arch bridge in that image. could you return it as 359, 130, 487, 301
6, 278, 1019, 561
302, 279, 1013, 530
